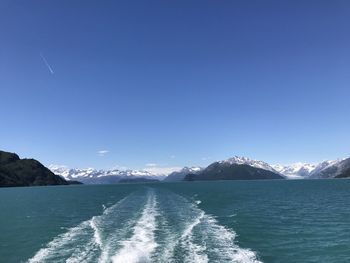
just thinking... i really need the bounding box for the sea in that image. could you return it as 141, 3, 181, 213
0, 180, 349, 263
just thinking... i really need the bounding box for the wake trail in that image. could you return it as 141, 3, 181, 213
27, 188, 262, 263
27, 194, 143, 263
112, 190, 158, 263
152, 190, 262, 263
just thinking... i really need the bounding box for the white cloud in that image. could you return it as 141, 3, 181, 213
97, 150, 109, 156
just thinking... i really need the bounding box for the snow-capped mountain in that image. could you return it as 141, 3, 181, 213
308, 160, 342, 178
272, 163, 316, 179
49, 165, 165, 184
272, 159, 344, 179
219, 156, 278, 173
186, 157, 284, 181
309, 159, 346, 178
50, 155, 349, 184
215, 156, 347, 179
164, 166, 203, 182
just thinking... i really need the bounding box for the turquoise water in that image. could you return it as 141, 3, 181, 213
0, 180, 350, 263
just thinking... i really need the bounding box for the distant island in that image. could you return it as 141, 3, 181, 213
0, 150, 68, 187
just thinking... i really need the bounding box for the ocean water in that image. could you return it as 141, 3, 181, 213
0, 180, 350, 263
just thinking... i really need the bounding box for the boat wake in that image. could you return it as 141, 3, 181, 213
112, 192, 158, 263
27, 188, 262, 263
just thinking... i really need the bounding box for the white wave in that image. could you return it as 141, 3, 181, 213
201, 216, 262, 263
161, 192, 262, 263
195, 200, 202, 205
27, 196, 130, 263
97, 202, 146, 263
180, 211, 208, 263
66, 239, 99, 263
112, 191, 158, 263
27, 189, 262, 263
27, 220, 92, 263
90, 217, 103, 248
150, 211, 176, 263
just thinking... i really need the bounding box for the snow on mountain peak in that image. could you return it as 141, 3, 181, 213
272, 159, 344, 179
50, 156, 348, 183
219, 156, 277, 172
180, 166, 203, 173
308, 159, 343, 177
49, 165, 164, 182
272, 163, 316, 179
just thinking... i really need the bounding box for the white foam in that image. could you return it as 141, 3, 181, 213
176, 197, 262, 263
27, 221, 92, 263
90, 217, 103, 248
27, 196, 130, 263
112, 191, 158, 263
180, 211, 208, 263
27, 190, 262, 263
66, 239, 98, 263
198, 213, 262, 263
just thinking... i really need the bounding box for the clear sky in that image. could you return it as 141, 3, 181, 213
1, 0, 350, 171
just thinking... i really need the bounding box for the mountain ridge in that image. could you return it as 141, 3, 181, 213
164, 167, 203, 182
49, 155, 350, 183
0, 150, 68, 187
184, 162, 284, 181
49, 165, 165, 184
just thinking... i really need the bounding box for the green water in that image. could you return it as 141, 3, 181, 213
0, 180, 349, 263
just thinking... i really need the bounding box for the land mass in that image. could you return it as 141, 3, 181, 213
0, 150, 68, 187
184, 162, 284, 181
6, 149, 349, 186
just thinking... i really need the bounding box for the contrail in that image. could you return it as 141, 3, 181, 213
40, 52, 54, 74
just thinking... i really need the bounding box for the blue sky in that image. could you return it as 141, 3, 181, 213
1, 0, 350, 170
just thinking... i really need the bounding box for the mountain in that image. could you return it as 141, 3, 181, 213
272, 159, 347, 179
184, 156, 284, 181
164, 167, 203, 182
272, 163, 317, 179
0, 150, 68, 187
309, 158, 350, 179
308, 160, 341, 178
49, 165, 165, 184
274, 159, 344, 179
49, 155, 350, 184
335, 170, 350, 178
218, 156, 278, 173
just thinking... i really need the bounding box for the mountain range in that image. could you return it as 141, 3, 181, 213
164, 167, 203, 182
50, 155, 350, 183
49, 165, 164, 184
3, 148, 348, 187
272, 159, 346, 179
